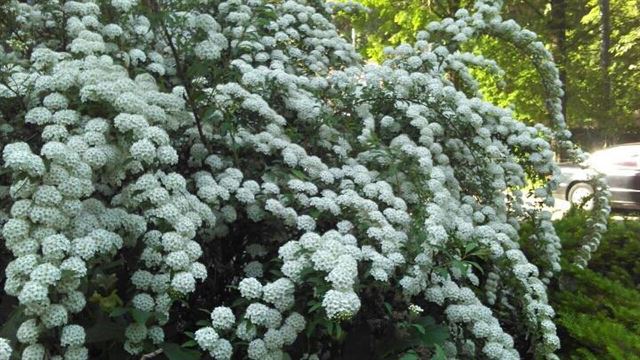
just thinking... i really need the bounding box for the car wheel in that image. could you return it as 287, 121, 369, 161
568, 183, 594, 210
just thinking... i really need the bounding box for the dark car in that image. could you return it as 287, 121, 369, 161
554, 143, 640, 210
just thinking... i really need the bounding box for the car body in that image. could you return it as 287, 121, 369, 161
554, 143, 640, 210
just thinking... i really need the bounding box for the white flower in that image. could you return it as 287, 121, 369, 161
18, 281, 49, 305
125, 323, 147, 343
165, 251, 190, 270
64, 345, 89, 360
132, 293, 155, 312
247, 339, 268, 359
21, 343, 45, 360
244, 261, 263, 278
285, 312, 306, 332
322, 290, 361, 320
195, 327, 219, 351
130, 139, 156, 163
239, 278, 263, 300
162, 173, 186, 191
245, 303, 281, 328
211, 307, 236, 331
62, 291, 86, 314
60, 257, 87, 278
102, 24, 123, 38
326, 255, 358, 291
157, 145, 179, 165
194, 38, 226, 61
296, 215, 316, 231
25, 107, 52, 125
408, 304, 424, 315
30, 263, 61, 285
171, 272, 196, 294
41, 304, 68, 328
17, 319, 41, 345
190, 262, 208, 280
262, 278, 295, 311
2, 218, 30, 243
235, 321, 257, 341
263, 328, 283, 350
148, 326, 165, 344
111, 0, 136, 12
0, 338, 11, 360
60, 325, 85, 347
210, 338, 233, 360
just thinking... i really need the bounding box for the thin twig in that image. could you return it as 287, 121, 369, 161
147, 0, 212, 153
140, 348, 163, 360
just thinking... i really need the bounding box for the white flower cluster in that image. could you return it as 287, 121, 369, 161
2, 53, 147, 357
1, 1, 204, 356
120, 172, 214, 353
0, 0, 609, 358
0, 338, 11, 360
425, 277, 520, 360
408, 304, 423, 315
194, 326, 233, 360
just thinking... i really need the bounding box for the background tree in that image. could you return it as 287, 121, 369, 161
343, 0, 640, 149
598, 0, 611, 129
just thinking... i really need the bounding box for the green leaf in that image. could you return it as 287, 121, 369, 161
85, 315, 125, 343
308, 302, 323, 313
432, 344, 447, 360
306, 317, 321, 337
399, 351, 420, 360
416, 318, 449, 347
464, 242, 479, 254
202, 107, 220, 124
130, 308, 152, 324
109, 307, 128, 317
269, 268, 284, 277
291, 169, 307, 180
0, 307, 25, 341
466, 260, 485, 275
309, 208, 321, 218
231, 297, 246, 308
195, 320, 210, 327
417, 316, 436, 326
452, 259, 469, 274
221, 121, 234, 136
326, 321, 334, 335
181, 339, 197, 348
411, 323, 426, 335
162, 342, 201, 360
434, 266, 449, 279
335, 323, 343, 340
384, 302, 393, 315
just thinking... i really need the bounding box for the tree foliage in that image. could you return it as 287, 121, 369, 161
343, 0, 640, 135
524, 210, 640, 359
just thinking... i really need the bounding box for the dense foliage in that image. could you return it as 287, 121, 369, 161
0, 0, 610, 359
342, 0, 640, 137
521, 210, 640, 359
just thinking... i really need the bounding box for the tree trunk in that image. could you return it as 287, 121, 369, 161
598, 0, 612, 140
550, 0, 568, 122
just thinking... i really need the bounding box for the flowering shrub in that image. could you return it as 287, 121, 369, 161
0, 0, 610, 359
